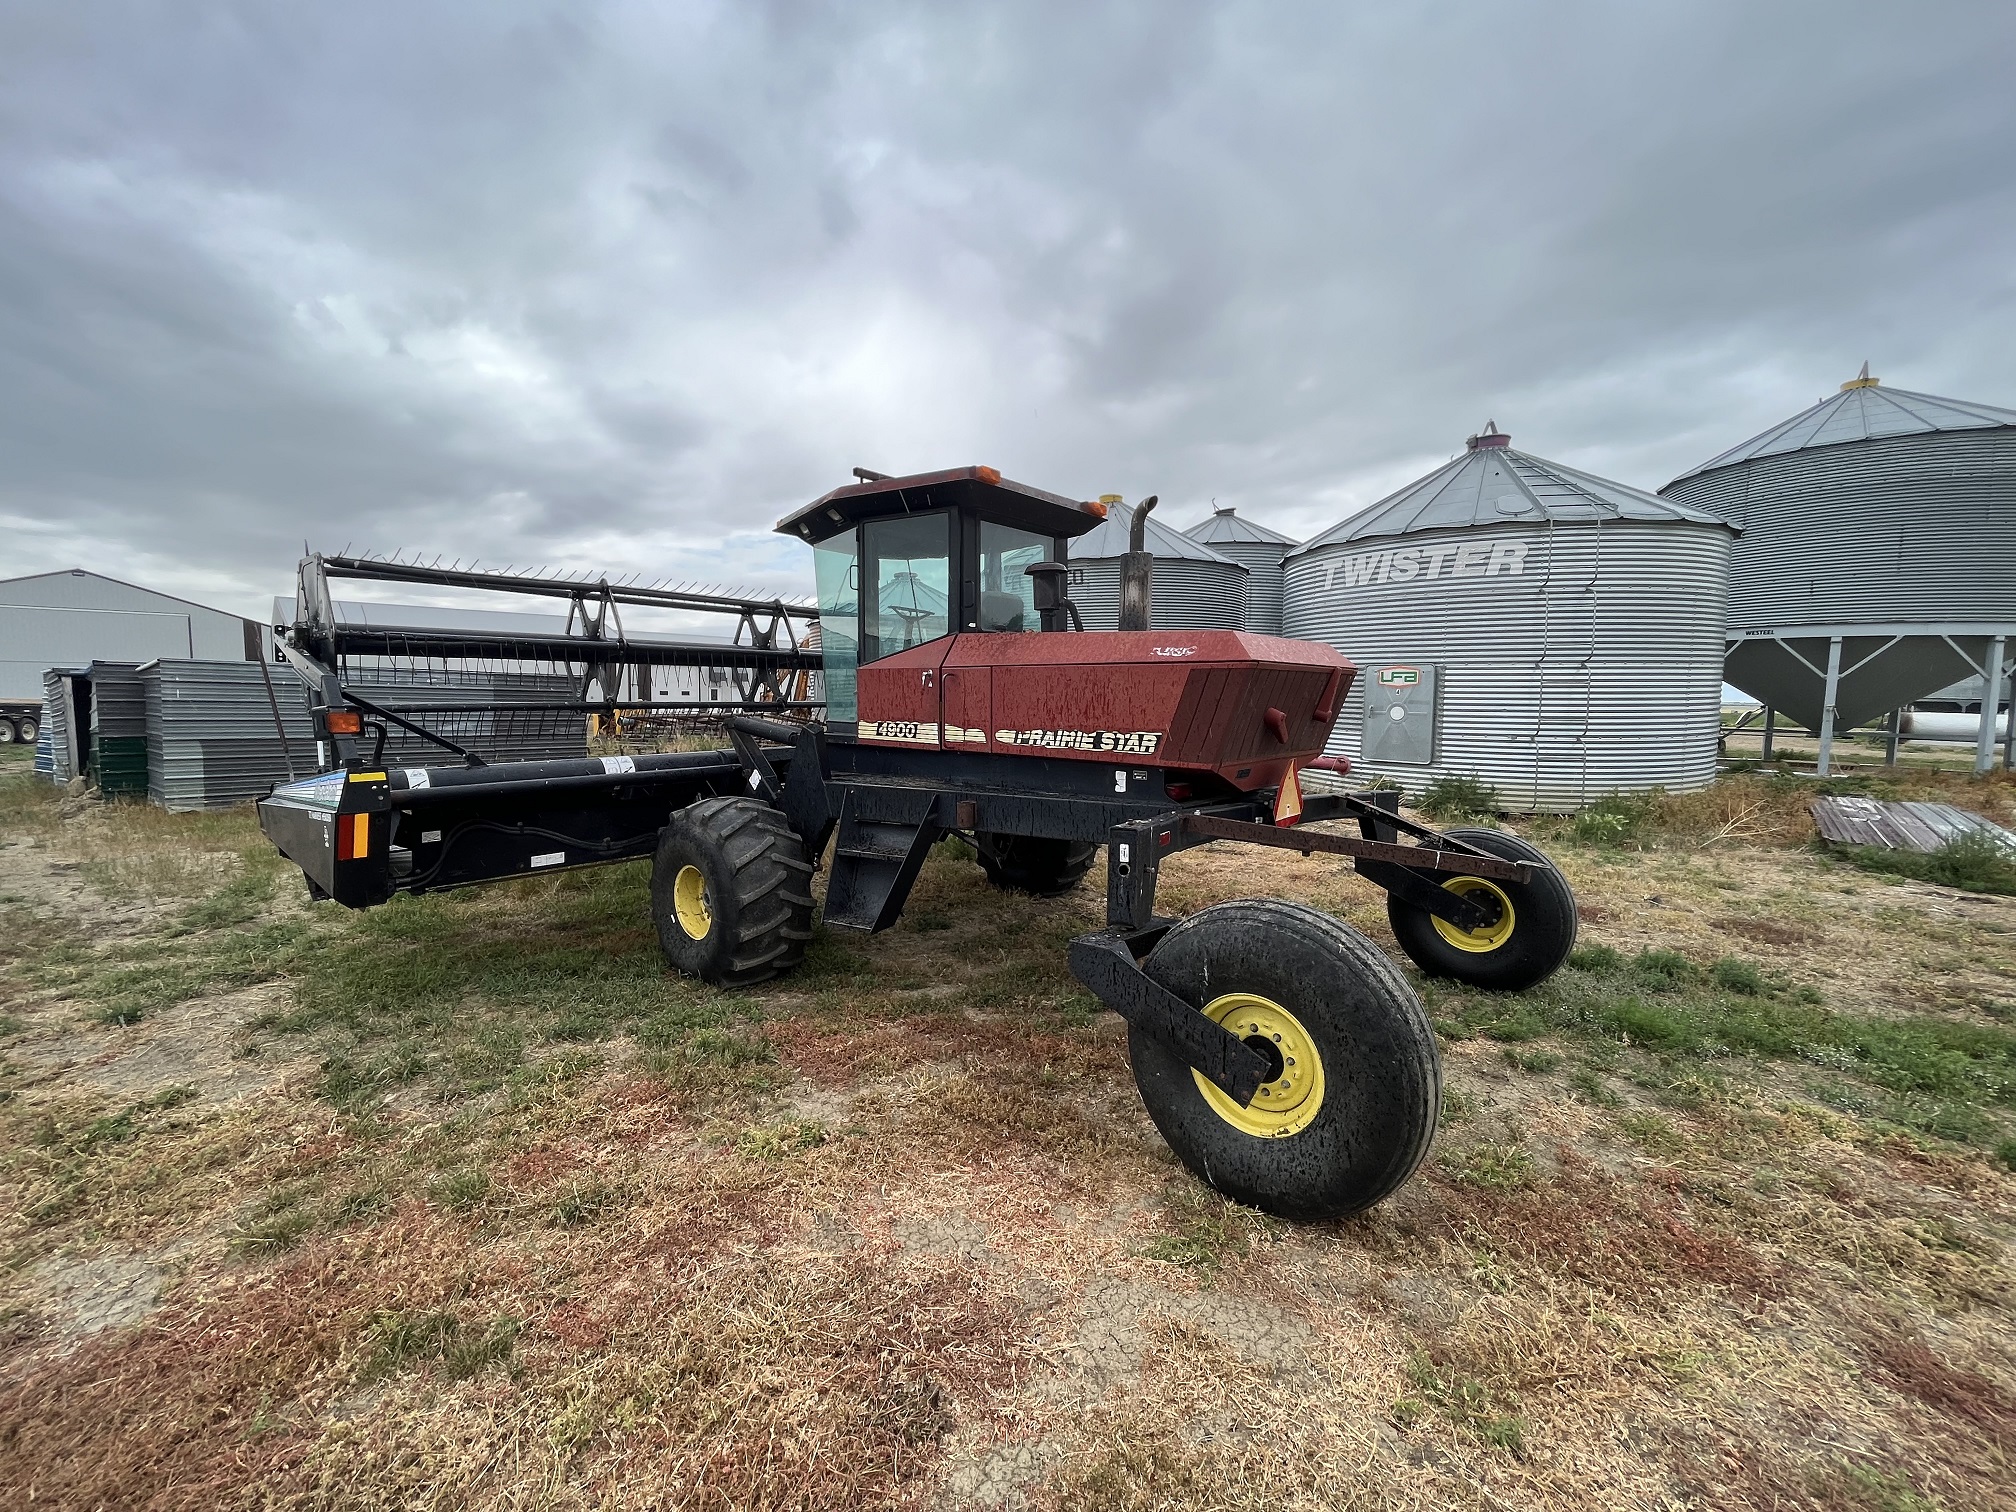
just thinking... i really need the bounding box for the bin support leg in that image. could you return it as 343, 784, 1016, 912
1976, 636, 2005, 776
1816, 638, 1843, 777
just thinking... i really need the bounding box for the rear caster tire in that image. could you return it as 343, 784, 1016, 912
652, 797, 815, 988
1128, 899, 1440, 1221
1386, 828, 1577, 992
974, 832, 1097, 896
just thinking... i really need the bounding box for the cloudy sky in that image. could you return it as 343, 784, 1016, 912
2, 1, 2012, 618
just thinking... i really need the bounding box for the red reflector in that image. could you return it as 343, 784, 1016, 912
337, 812, 369, 860
1165, 782, 1193, 801
325, 709, 363, 735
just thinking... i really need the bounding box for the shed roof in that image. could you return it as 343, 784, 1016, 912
1667, 374, 2016, 483
0, 568, 246, 621
1291, 426, 1732, 556
1185, 506, 1297, 548
1072, 505, 1246, 567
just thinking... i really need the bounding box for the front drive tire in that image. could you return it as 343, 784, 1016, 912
1386, 827, 1577, 992
1129, 899, 1440, 1221
652, 797, 815, 988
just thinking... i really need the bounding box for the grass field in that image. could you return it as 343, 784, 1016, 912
3, 744, 2015, 1510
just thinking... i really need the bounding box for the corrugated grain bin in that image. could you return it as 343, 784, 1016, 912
1069, 504, 1248, 631
1185, 507, 1298, 634
1660, 374, 2016, 736
1284, 424, 1736, 813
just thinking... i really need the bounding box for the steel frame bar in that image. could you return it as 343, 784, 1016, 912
1179, 814, 1532, 880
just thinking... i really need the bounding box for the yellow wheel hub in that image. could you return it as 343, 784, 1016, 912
672, 864, 712, 940
1431, 876, 1516, 953
1191, 993, 1326, 1138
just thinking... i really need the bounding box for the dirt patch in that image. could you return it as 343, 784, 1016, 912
23, 1252, 165, 1349
5, 984, 308, 1108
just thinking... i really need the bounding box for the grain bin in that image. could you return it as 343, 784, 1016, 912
1185, 507, 1298, 634
1284, 424, 1736, 812
1069, 503, 1247, 631
1660, 371, 2016, 773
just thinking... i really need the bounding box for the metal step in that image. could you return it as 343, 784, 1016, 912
822, 791, 940, 933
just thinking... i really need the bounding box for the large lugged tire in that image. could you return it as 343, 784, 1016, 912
1386, 828, 1576, 992
1129, 899, 1440, 1221
974, 832, 1098, 896
652, 797, 815, 987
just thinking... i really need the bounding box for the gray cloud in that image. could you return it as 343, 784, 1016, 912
2, 1, 2012, 616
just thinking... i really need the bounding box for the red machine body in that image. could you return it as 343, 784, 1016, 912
856, 629, 1353, 792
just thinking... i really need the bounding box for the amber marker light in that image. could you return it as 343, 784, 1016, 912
1080, 499, 1109, 518
975, 465, 1002, 484
324, 709, 363, 735
336, 813, 371, 860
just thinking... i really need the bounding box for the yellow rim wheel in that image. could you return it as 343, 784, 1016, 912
1191, 993, 1326, 1138
672, 864, 712, 940
1430, 877, 1515, 953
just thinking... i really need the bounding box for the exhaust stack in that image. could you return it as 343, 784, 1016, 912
1117, 495, 1159, 632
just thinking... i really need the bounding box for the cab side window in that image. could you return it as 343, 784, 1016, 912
861, 512, 951, 662
977, 521, 1050, 632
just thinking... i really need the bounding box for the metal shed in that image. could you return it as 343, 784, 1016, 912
1, 569, 260, 705
1284, 424, 1736, 813
1185, 507, 1299, 634
1661, 371, 2016, 773
1069, 504, 1248, 631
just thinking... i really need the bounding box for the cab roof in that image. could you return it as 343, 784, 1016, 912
775, 466, 1108, 545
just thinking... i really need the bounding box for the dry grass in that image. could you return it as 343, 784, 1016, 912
3, 758, 2016, 1511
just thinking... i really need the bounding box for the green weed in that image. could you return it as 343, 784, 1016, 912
1711, 957, 1767, 995
362, 1310, 519, 1382
432, 1167, 492, 1210
1565, 791, 1661, 848
1440, 1142, 1536, 1191
550, 1180, 615, 1228
1568, 1066, 1623, 1107
1143, 1185, 1281, 1279
1416, 775, 1498, 822
731, 1120, 827, 1160
1403, 1352, 1526, 1454
1839, 832, 2016, 895
1569, 944, 1623, 972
